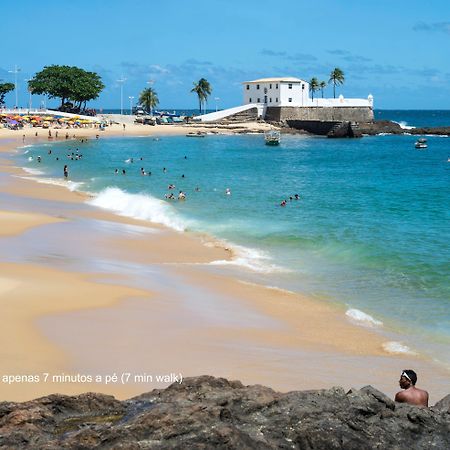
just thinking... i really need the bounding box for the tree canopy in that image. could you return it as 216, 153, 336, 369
191, 78, 212, 114
309, 77, 319, 100
139, 87, 159, 113
28, 65, 104, 110
319, 81, 327, 98
329, 68, 345, 99
0, 82, 14, 106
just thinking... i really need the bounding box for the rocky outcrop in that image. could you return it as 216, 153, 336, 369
327, 121, 362, 138
285, 119, 450, 137
0, 376, 449, 449
358, 121, 450, 136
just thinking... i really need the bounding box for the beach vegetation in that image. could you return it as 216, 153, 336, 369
329, 68, 345, 98
319, 81, 327, 98
309, 77, 319, 100
0, 82, 15, 106
139, 87, 159, 114
191, 78, 212, 114
28, 65, 104, 111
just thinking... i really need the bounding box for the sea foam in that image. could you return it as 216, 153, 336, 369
345, 308, 383, 328
88, 187, 188, 232
208, 242, 288, 274
382, 341, 416, 355
22, 167, 45, 176
16, 175, 85, 192
393, 121, 416, 130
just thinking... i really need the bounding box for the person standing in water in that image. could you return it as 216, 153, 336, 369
63, 165, 69, 179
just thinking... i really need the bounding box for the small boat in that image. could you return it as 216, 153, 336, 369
415, 138, 427, 149
265, 130, 281, 146
186, 131, 206, 137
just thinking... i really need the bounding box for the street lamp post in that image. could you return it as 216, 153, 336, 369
116, 76, 126, 116
146, 79, 154, 116
25, 79, 33, 113
128, 96, 134, 115
214, 97, 220, 112
8, 65, 21, 108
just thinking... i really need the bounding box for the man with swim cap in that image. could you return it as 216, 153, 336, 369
395, 370, 428, 407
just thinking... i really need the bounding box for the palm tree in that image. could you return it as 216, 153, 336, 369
309, 77, 319, 101
139, 87, 159, 115
191, 78, 212, 114
319, 81, 327, 98
329, 68, 345, 98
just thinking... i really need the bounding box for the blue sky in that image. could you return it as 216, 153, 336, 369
1, 0, 449, 110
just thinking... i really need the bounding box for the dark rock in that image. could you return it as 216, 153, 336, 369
0, 376, 449, 449
434, 394, 450, 413
358, 120, 450, 136
358, 120, 405, 135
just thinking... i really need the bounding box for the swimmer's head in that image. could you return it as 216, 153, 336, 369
400, 369, 417, 386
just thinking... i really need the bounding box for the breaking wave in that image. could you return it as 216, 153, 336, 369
87, 187, 190, 232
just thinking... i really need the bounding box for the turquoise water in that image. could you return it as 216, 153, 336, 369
375, 110, 450, 127
17, 130, 450, 366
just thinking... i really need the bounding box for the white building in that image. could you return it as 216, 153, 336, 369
242, 77, 309, 107
193, 76, 373, 123
242, 76, 373, 109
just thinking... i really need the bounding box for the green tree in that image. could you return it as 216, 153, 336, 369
28, 65, 104, 110
191, 78, 212, 114
139, 87, 159, 114
309, 77, 319, 100
329, 68, 345, 99
70, 69, 105, 111
319, 81, 327, 98
0, 82, 14, 106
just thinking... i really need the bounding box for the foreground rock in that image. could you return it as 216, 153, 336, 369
0, 376, 449, 449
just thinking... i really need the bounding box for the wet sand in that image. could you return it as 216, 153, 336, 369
0, 127, 448, 403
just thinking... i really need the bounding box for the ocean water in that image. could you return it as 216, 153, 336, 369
375, 110, 450, 128
16, 120, 450, 368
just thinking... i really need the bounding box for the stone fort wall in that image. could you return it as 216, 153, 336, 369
265, 106, 374, 123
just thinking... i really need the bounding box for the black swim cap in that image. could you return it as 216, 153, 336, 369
401, 369, 417, 385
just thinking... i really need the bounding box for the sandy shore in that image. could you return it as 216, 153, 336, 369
0, 124, 448, 404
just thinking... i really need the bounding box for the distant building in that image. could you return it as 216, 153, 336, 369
242, 77, 309, 107
242, 76, 373, 110
194, 75, 374, 126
